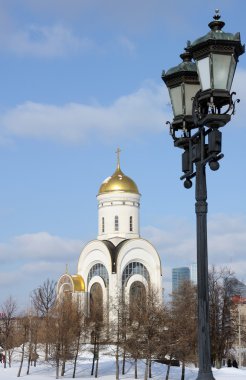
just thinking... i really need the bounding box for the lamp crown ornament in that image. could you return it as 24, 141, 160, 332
189, 10, 245, 61
180, 46, 192, 63
208, 9, 225, 31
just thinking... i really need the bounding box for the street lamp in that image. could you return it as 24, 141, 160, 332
162, 10, 244, 380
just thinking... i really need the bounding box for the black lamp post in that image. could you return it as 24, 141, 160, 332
162, 10, 244, 380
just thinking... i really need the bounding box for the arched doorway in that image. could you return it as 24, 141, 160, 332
90, 282, 103, 321
130, 281, 146, 304
129, 281, 146, 319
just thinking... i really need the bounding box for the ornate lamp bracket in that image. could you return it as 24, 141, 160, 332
192, 90, 240, 129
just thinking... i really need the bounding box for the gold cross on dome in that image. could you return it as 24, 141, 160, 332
116, 147, 121, 168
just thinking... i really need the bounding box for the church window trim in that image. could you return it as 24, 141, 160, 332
88, 263, 109, 287
122, 262, 149, 287
115, 215, 119, 231
130, 216, 133, 232
102, 217, 105, 233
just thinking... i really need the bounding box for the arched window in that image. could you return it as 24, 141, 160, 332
122, 262, 149, 286
129, 216, 133, 232
88, 263, 109, 286
102, 217, 105, 233
115, 215, 119, 231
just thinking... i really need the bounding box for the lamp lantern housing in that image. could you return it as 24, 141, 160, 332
162, 50, 200, 131
188, 10, 245, 117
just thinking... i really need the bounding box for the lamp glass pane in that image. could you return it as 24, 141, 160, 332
213, 54, 232, 90
227, 55, 236, 91
169, 86, 183, 116
197, 57, 210, 91
184, 84, 201, 115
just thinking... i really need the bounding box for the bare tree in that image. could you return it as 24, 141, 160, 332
46, 293, 88, 379
31, 279, 56, 360
107, 292, 130, 380
17, 315, 29, 377
0, 296, 17, 368
89, 284, 107, 378
153, 304, 174, 380
72, 304, 88, 379
209, 266, 238, 368
171, 281, 197, 380
124, 286, 163, 380
26, 306, 41, 375
54, 296, 77, 378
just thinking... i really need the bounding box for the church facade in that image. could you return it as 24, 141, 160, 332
57, 153, 163, 319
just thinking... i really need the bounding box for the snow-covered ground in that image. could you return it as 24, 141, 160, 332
0, 348, 245, 380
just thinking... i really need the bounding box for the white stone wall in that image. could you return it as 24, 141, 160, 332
77, 237, 163, 321
97, 192, 141, 240
116, 238, 163, 301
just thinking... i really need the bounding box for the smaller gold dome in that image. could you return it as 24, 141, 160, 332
98, 165, 139, 195
71, 274, 85, 292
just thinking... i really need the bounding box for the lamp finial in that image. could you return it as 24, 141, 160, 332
214, 9, 221, 21
209, 9, 225, 31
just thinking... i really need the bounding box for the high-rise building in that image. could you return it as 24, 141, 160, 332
190, 262, 197, 285
172, 267, 190, 292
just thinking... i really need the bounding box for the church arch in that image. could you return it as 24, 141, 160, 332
57, 274, 73, 294
77, 240, 112, 283
122, 261, 149, 287
88, 263, 109, 287
116, 239, 163, 302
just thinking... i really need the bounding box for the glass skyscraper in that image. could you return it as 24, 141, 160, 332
172, 267, 190, 292
190, 262, 197, 285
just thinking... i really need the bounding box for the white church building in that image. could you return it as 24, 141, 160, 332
57, 152, 163, 319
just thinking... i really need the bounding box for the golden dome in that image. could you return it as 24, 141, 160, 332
98, 163, 139, 195
98, 149, 139, 195
71, 274, 85, 292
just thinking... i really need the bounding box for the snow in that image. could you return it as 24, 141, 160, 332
0, 348, 245, 380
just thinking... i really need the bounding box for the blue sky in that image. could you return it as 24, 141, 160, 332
0, 0, 246, 309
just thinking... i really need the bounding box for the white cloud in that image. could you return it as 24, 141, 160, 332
0, 232, 82, 304
0, 82, 169, 143
143, 213, 246, 295
1, 68, 245, 146
0, 231, 83, 263
0, 260, 67, 308
207, 214, 246, 264
5, 24, 91, 58
143, 219, 196, 260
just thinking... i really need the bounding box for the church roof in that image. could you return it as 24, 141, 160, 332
98, 149, 139, 195
71, 274, 85, 292
102, 239, 129, 273
57, 273, 86, 293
